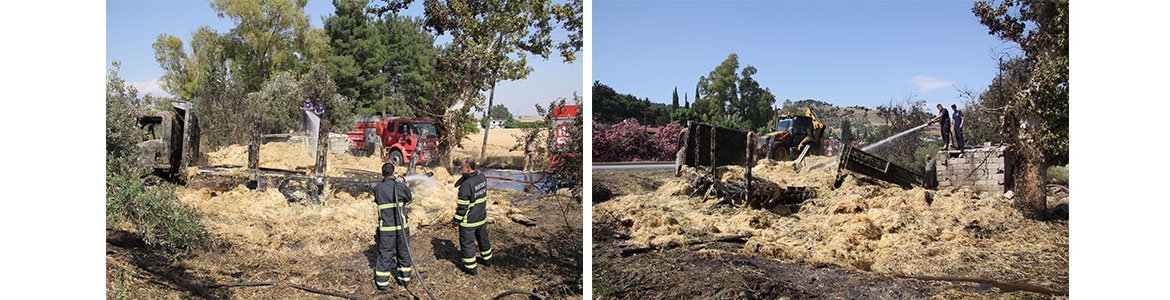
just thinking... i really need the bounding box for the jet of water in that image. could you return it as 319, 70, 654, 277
814, 123, 930, 170
404, 173, 437, 191
861, 123, 929, 152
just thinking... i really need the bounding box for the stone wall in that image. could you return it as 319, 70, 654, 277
935, 145, 1013, 193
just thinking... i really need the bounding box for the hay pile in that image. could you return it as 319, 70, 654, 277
181, 142, 529, 264
596, 155, 1068, 288
204, 142, 385, 177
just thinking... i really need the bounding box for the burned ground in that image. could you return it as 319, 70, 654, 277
108, 143, 582, 299
593, 157, 1068, 299
107, 189, 581, 300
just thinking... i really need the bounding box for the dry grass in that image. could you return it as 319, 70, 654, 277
184, 141, 530, 265
455, 128, 543, 158
204, 141, 385, 177
595, 155, 1068, 296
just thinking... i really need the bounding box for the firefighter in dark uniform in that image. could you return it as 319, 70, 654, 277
374, 163, 414, 290
453, 157, 492, 275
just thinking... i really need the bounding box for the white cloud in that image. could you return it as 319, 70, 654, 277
908, 75, 955, 93
129, 78, 172, 98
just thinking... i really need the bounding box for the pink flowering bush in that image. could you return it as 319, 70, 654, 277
649, 121, 684, 161
594, 119, 684, 162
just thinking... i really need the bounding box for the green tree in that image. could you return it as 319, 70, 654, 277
736, 65, 776, 131
325, 0, 439, 116
251, 71, 302, 134
671, 87, 679, 112
370, 0, 582, 161
592, 81, 650, 125
973, 0, 1068, 219
300, 63, 356, 130
693, 53, 775, 130
489, 104, 513, 121
693, 53, 739, 122
211, 0, 328, 92
324, 0, 385, 113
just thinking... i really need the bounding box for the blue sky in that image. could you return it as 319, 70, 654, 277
593, 0, 1017, 109
106, 0, 581, 116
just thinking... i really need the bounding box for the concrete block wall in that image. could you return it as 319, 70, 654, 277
935, 145, 1012, 193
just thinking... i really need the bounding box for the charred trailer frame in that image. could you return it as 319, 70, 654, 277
834, 146, 928, 189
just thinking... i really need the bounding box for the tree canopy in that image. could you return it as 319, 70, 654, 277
368, 0, 583, 160
324, 0, 438, 116
971, 0, 1068, 219
692, 53, 777, 131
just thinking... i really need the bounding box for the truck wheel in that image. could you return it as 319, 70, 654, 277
389, 150, 404, 166
774, 147, 789, 161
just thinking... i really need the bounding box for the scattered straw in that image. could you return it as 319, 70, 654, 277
596, 155, 1068, 290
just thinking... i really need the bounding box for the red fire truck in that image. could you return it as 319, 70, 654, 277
549, 105, 580, 168
348, 116, 438, 166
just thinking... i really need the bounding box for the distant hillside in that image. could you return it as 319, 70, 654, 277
785, 99, 890, 140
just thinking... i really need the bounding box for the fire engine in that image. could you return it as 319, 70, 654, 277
348, 116, 438, 166
548, 105, 580, 168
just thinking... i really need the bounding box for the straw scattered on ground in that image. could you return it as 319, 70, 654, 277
595, 155, 1068, 294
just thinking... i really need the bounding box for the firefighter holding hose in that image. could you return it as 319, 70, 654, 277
373, 163, 413, 290
453, 157, 493, 275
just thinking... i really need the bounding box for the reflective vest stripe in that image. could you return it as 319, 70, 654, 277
460, 218, 486, 227
378, 203, 400, 209
459, 197, 488, 227
375, 271, 393, 276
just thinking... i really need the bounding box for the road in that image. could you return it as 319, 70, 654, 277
591, 161, 675, 171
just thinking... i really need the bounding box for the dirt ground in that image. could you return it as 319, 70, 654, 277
107, 142, 581, 300
107, 189, 581, 300
593, 158, 1068, 299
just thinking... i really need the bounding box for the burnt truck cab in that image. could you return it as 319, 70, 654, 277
136, 100, 200, 178
376, 118, 438, 166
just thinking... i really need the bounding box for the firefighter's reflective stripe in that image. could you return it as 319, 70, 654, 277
375, 271, 393, 277
462, 256, 478, 269
378, 203, 401, 209
459, 197, 488, 227
481, 248, 493, 260
398, 266, 412, 273
378, 219, 407, 231
397, 276, 411, 281
455, 199, 470, 205
376, 280, 391, 286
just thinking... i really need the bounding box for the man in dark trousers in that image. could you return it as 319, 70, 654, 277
951, 104, 965, 154
453, 157, 492, 275
373, 163, 413, 290
928, 103, 952, 150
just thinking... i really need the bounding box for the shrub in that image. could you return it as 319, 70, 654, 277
649, 122, 684, 161
106, 61, 208, 254
593, 119, 683, 162
106, 174, 207, 254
